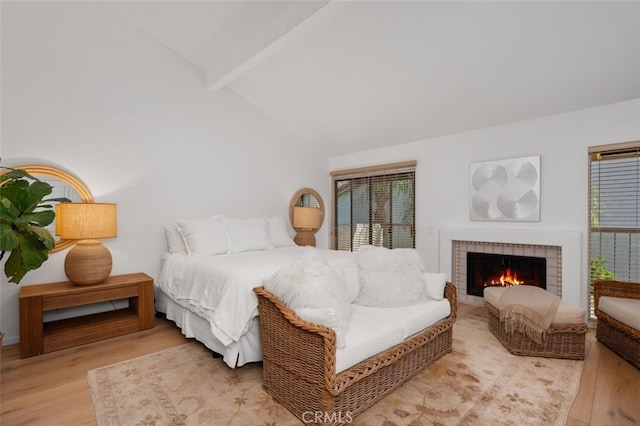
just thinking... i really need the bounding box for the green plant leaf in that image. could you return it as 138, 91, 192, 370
23, 181, 53, 213
19, 233, 50, 267
0, 222, 19, 251
42, 197, 73, 204
0, 196, 20, 219
0, 167, 65, 284
1, 179, 30, 212
16, 210, 55, 228
5, 248, 28, 284
4, 233, 50, 284
4, 234, 49, 284
27, 225, 55, 249
0, 168, 39, 185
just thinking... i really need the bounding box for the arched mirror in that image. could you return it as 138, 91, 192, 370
289, 188, 325, 246
0, 165, 93, 252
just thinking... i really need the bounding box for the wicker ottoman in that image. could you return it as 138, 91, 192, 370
484, 287, 588, 360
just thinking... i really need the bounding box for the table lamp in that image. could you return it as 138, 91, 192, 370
293, 206, 321, 246
55, 203, 117, 285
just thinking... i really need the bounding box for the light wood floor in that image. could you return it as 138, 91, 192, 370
1, 305, 639, 425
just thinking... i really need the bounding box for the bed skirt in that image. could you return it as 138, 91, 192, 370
155, 288, 263, 368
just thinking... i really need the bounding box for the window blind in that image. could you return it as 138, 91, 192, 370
588, 141, 640, 316
330, 161, 416, 252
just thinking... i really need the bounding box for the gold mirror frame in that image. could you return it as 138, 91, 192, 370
0, 165, 93, 253
288, 188, 325, 231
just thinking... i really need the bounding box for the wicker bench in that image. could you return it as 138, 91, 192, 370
594, 280, 640, 370
484, 287, 588, 360
253, 282, 457, 425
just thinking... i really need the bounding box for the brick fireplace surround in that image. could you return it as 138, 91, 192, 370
439, 228, 584, 310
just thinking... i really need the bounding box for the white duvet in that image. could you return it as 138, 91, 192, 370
158, 246, 356, 348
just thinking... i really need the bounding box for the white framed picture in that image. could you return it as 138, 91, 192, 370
469, 155, 540, 222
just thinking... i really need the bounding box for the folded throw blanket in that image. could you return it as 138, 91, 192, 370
498, 285, 560, 344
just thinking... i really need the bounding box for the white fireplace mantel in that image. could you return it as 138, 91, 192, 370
439, 228, 584, 309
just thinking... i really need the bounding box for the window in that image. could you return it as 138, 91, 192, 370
330, 161, 416, 252
588, 141, 640, 316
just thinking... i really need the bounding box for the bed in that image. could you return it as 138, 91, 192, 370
156, 215, 356, 368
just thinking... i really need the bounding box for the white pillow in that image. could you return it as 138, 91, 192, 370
340, 264, 361, 303
355, 245, 429, 307
295, 307, 346, 349
267, 216, 296, 247
164, 225, 187, 254
424, 272, 447, 301
224, 217, 273, 253
264, 248, 351, 344
176, 216, 227, 256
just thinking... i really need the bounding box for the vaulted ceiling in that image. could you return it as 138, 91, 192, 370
107, 1, 640, 155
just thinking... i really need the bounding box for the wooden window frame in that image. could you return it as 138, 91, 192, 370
330, 161, 416, 251
588, 140, 640, 317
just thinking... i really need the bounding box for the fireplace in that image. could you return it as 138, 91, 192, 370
466, 252, 547, 297
440, 228, 583, 308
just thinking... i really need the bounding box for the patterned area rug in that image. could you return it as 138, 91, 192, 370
88, 315, 586, 425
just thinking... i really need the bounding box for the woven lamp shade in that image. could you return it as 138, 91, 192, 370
56, 203, 117, 240
293, 207, 321, 230
56, 203, 117, 285
293, 206, 321, 247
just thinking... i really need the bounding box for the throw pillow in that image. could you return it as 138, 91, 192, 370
176, 216, 227, 256
355, 245, 428, 307
164, 225, 187, 254
264, 248, 351, 345
295, 307, 346, 349
224, 217, 273, 253
424, 272, 447, 301
340, 263, 361, 303
267, 216, 296, 247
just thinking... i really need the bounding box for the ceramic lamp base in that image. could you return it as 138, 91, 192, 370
64, 240, 112, 285
294, 230, 316, 247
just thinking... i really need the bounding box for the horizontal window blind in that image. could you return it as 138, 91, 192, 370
330, 162, 416, 252
588, 141, 640, 317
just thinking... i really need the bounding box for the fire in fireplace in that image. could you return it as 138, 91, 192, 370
466, 252, 546, 297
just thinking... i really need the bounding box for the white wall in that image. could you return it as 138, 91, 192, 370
2, 1, 638, 346
0, 3, 329, 344
330, 98, 640, 305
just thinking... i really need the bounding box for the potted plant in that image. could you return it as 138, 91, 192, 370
0, 167, 70, 284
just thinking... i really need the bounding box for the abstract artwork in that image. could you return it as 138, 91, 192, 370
469, 155, 540, 222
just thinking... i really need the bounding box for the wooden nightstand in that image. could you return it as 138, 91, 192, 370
19, 272, 155, 358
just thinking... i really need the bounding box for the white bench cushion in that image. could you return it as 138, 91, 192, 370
335, 300, 451, 373
352, 299, 451, 339
484, 286, 585, 325
336, 310, 404, 373
598, 296, 640, 331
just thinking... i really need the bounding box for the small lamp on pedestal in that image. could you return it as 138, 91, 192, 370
55, 203, 117, 285
293, 206, 321, 247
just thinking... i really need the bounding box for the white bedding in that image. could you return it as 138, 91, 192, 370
158, 246, 357, 350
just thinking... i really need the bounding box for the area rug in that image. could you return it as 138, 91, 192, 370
87, 315, 586, 425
